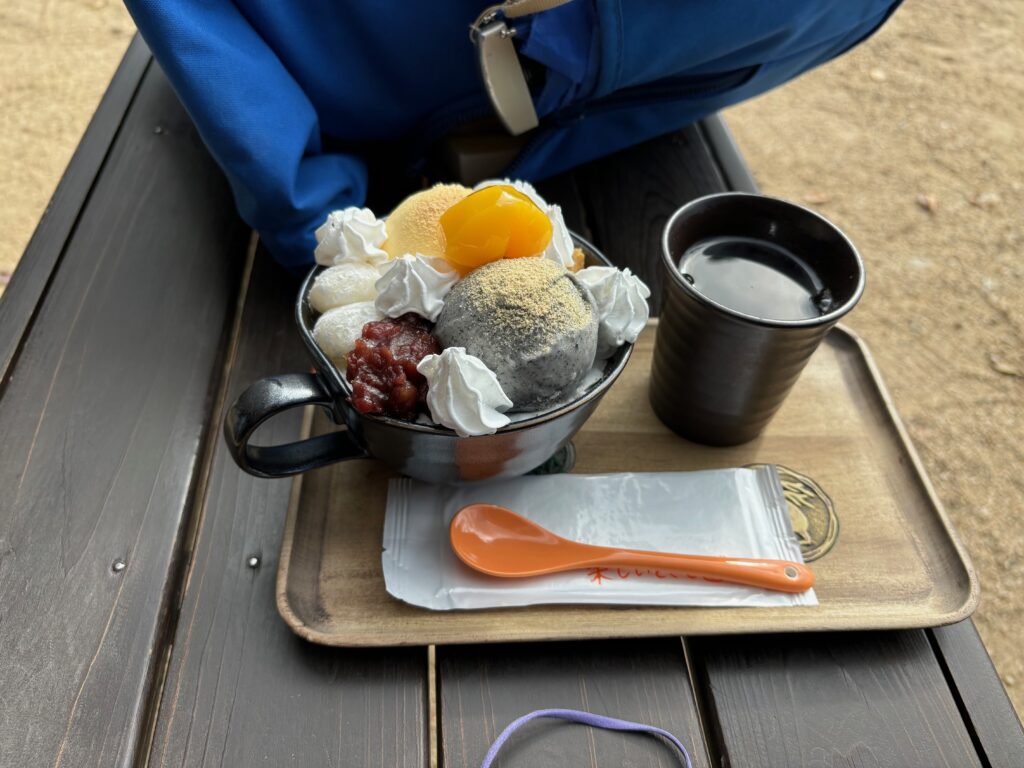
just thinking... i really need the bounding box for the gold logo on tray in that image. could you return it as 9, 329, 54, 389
749, 464, 838, 562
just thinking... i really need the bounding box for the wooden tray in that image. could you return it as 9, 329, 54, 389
276, 323, 978, 646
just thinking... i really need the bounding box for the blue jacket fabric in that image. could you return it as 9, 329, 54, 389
124, 1, 900, 270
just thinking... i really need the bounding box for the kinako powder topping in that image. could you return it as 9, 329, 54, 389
456, 257, 594, 352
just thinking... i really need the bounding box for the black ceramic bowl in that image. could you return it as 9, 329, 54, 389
224, 235, 633, 483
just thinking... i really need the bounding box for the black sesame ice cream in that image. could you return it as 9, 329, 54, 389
434, 258, 599, 410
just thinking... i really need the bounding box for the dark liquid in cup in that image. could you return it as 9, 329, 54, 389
678, 236, 834, 321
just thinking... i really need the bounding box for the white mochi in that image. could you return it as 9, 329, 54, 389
312, 301, 383, 366
309, 262, 381, 313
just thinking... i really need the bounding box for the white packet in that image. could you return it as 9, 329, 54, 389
381, 466, 817, 610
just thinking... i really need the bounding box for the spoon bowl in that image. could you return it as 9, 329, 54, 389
450, 503, 814, 593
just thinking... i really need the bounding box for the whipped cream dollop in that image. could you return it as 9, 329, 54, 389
374, 254, 458, 322
474, 178, 575, 270
314, 207, 388, 267
417, 347, 512, 437
575, 266, 651, 356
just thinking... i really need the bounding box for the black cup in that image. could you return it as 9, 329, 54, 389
650, 192, 865, 445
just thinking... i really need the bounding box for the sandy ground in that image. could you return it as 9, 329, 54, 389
0, 0, 136, 295
2, 0, 1022, 714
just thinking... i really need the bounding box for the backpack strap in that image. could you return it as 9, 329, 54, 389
501, 0, 575, 18
470, 0, 575, 136
467, 0, 575, 137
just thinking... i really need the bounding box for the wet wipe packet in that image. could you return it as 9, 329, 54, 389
382, 466, 817, 610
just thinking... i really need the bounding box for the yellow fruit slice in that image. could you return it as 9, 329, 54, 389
440, 185, 552, 271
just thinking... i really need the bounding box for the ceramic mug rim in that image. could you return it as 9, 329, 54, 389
660, 192, 866, 330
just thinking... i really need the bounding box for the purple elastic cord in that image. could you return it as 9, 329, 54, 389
480, 708, 693, 768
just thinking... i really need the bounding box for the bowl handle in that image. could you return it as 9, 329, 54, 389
224, 372, 367, 478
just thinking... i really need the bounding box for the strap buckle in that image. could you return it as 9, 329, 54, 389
470, 6, 539, 136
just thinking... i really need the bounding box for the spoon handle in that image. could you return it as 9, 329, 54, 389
587, 550, 814, 593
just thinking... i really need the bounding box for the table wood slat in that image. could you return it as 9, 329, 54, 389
149, 251, 429, 768
438, 640, 711, 768
0, 65, 247, 767
570, 124, 728, 314
930, 622, 1024, 768
689, 632, 982, 767
0, 36, 152, 384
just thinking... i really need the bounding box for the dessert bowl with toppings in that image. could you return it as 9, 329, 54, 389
225, 181, 650, 484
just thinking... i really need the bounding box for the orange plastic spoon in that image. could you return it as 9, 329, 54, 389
450, 504, 814, 594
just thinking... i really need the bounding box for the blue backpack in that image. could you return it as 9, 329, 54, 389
125, 0, 901, 270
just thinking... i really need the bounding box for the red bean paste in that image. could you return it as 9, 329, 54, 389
346, 313, 440, 418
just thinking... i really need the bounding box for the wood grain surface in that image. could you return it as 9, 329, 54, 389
930, 622, 1024, 768
437, 640, 711, 768
0, 64, 247, 767
0, 37, 152, 385
689, 631, 982, 767
149, 251, 429, 768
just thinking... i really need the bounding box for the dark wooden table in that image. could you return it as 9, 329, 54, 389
2, 39, 1021, 768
